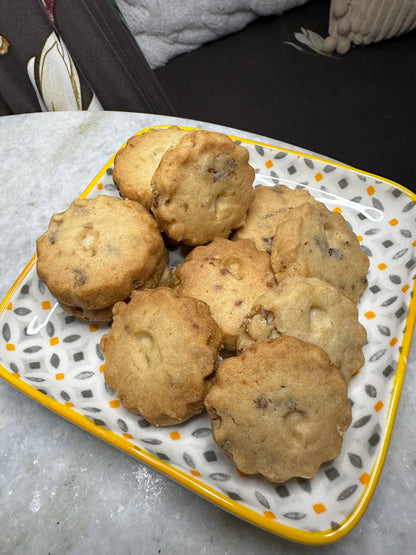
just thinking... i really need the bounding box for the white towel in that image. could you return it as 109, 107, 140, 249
116, 0, 311, 68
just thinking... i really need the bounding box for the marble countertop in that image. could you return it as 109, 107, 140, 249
0, 111, 415, 555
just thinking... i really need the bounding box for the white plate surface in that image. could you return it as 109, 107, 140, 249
1, 128, 415, 544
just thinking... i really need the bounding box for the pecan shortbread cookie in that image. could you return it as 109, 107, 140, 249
36, 195, 167, 321
100, 287, 223, 426
113, 126, 187, 210
151, 129, 255, 245
237, 276, 367, 383
271, 202, 369, 302
232, 185, 322, 252
205, 336, 352, 483
57, 248, 172, 322
174, 238, 278, 351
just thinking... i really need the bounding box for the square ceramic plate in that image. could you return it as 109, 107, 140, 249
1, 126, 415, 545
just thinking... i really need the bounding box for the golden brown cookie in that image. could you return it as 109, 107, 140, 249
100, 287, 223, 426
151, 129, 255, 245
237, 276, 366, 383
36, 195, 167, 321
270, 202, 369, 302
113, 126, 187, 210
58, 248, 172, 321
232, 185, 321, 252
174, 238, 278, 351
205, 336, 352, 483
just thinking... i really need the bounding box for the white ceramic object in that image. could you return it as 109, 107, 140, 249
326, 0, 416, 54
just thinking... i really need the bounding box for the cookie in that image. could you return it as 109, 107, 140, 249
174, 238, 278, 351
100, 287, 223, 426
205, 336, 352, 483
36, 195, 167, 321
57, 247, 172, 321
113, 126, 187, 210
270, 202, 369, 302
237, 276, 367, 383
232, 185, 321, 252
151, 129, 255, 245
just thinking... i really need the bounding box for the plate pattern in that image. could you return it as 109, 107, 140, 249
1, 134, 415, 542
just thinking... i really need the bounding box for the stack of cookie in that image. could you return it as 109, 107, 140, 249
36, 126, 369, 483
36, 195, 172, 322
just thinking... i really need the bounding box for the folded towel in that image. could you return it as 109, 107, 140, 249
116, 0, 311, 68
